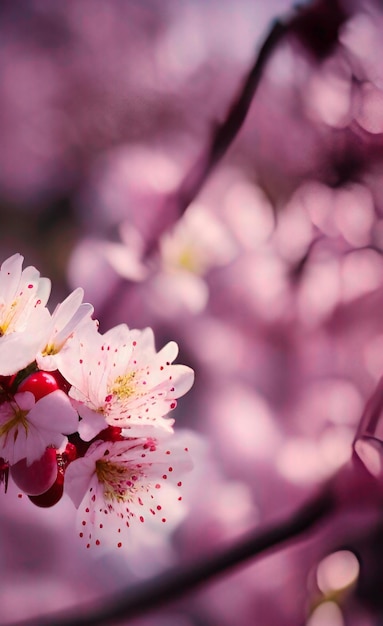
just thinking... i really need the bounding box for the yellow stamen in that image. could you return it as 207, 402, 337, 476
41, 343, 59, 356
178, 247, 199, 272
0, 300, 20, 336
96, 459, 137, 503
110, 372, 137, 400
0, 408, 28, 439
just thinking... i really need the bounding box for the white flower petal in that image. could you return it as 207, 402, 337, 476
76, 408, 108, 441
64, 436, 193, 550
0, 253, 23, 302
65, 455, 100, 508
59, 323, 194, 435
168, 364, 195, 397
0, 317, 50, 376
28, 390, 79, 434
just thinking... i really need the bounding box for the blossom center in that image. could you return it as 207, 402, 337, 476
41, 343, 59, 356
0, 300, 19, 336
110, 372, 138, 401
0, 407, 29, 439
95, 458, 139, 503
177, 247, 200, 273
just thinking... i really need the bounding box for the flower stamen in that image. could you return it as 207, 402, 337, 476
110, 372, 138, 401
0, 407, 28, 439
96, 458, 140, 503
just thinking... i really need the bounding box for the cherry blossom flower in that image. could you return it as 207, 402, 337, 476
65, 435, 193, 549
71, 203, 238, 318
36, 287, 95, 372
59, 323, 194, 441
0, 390, 78, 466
148, 204, 237, 315
0, 254, 51, 375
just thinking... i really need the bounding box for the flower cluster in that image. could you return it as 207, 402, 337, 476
0, 253, 194, 549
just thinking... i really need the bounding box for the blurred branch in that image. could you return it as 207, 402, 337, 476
166, 0, 350, 231
98, 14, 289, 325
12, 482, 334, 626
170, 19, 288, 211
144, 16, 288, 258
96, 0, 352, 326
144, 0, 351, 257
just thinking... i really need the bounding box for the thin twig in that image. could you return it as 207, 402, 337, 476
11, 483, 334, 626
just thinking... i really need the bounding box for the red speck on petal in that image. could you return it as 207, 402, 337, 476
117, 542, 122, 548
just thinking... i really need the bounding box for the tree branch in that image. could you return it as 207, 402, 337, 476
171, 18, 288, 213
143, 16, 288, 258
97, 14, 289, 326
11, 483, 334, 626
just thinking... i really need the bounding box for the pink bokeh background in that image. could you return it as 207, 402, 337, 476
2, 1, 383, 624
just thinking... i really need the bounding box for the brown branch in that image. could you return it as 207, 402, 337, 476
11, 482, 334, 626
143, 16, 288, 259
172, 19, 288, 211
